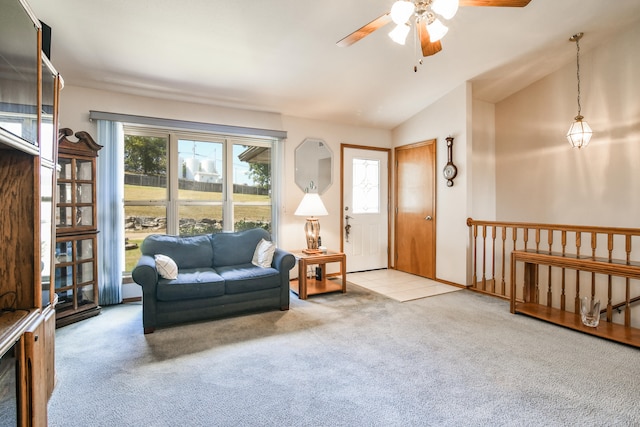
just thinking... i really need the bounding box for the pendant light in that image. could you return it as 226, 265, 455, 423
566, 32, 593, 149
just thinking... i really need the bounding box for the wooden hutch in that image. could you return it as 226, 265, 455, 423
54, 129, 102, 327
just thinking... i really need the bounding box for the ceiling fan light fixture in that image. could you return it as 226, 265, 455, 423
426, 18, 448, 42
390, 0, 416, 25
431, 0, 459, 20
389, 23, 411, 45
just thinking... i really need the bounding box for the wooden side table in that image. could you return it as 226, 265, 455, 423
290, 250, 346, 299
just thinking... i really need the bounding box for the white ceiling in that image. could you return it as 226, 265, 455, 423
28, 0, 640, 130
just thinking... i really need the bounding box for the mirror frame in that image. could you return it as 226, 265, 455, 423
294, 138, 333, 194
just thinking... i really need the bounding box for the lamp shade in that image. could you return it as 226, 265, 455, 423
426, 18, 448, 42
390, 0, 415, 25
566, 115, 593, 149
294, 193, 328, 217
432, 0, 459, 20
389, 23, 411, 45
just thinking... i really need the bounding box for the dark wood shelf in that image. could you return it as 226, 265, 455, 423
290, 277, 344, 298
515, 302, 640, 348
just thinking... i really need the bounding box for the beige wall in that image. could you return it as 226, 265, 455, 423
391, 82, 471, 286
57, 86, 391, 284
57, 21, 639, 295
470, 99, 496, 221
494, 23, 640, 227
280, 116, 391, 255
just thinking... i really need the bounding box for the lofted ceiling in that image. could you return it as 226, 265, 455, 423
28, 0, 640, 130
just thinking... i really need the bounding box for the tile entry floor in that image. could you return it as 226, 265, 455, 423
346, 269, 462, 302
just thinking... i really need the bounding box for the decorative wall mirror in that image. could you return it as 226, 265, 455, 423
294, 138, 332, 194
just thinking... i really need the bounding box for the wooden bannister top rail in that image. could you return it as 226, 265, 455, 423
467, 218, 640, 236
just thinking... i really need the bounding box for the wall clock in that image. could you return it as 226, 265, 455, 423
443, 136, 457, 187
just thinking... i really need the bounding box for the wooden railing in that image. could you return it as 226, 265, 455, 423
467, 218, 640, 345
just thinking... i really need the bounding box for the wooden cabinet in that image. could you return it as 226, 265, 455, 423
0, 0, 62, 424
54, 129, 102, 327
19, 314, 48, 426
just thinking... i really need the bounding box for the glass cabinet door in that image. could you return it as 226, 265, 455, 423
41, 165, 55, 306
56, 156, 96, 230
54, 234, 98, 312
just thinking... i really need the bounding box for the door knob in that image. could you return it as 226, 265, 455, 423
425, 216, 432, 221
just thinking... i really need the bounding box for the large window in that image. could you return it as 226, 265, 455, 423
123, 128, 273, 272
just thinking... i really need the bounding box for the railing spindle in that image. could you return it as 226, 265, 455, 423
472, 223, 478, 289
547, 230, 554, 307
591, 232, 597, 298
491, 226, 496, 294
626, 235, 632, 327
501, 226, 507, 296
482, 225, 487, 291
561, 230, 567, 311
607, 233, 614, 322
575, 231, 582, 314
534, 229, 540, 303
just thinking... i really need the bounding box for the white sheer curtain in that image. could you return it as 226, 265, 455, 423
271, 138, 285, 245
96, 120, 124, 305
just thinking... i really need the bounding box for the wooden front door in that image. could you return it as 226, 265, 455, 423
395, 140, 436, 279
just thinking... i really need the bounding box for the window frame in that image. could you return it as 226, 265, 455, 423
123, 125, 277, 254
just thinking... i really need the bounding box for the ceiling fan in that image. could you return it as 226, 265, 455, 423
337, 0, 532, 58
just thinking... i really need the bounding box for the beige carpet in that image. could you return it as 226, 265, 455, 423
48, 285, 640, 426
346, 269, 462, 302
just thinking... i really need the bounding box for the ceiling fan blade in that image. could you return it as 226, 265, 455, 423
417, 22, 443, 57
336, 13, 392, 47
459, 0, 531, 6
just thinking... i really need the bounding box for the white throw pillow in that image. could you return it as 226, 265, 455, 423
155, 254, 178, 280
252, 238, 275, 268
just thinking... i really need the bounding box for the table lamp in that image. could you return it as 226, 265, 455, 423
294, 192, 328, 254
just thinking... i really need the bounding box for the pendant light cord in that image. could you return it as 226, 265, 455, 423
575, 35, 582, 117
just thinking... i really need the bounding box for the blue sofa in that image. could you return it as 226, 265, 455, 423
131, 228, 295, 333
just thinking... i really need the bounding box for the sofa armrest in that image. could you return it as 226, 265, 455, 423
272, 248, 295, 310
131, 254, 159, 289
272, 248, 295, 272
131, 254, 161, 333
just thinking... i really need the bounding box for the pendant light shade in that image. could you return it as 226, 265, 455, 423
567, 115, 593, 148
566, 32, 592, 149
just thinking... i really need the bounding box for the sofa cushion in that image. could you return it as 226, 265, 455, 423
211, 228, 271, 267
156, 268, 225, 301
216, 263, 281, 294
142, 234, 214, 269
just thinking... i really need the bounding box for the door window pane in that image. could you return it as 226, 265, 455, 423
352, 158, 380, 214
